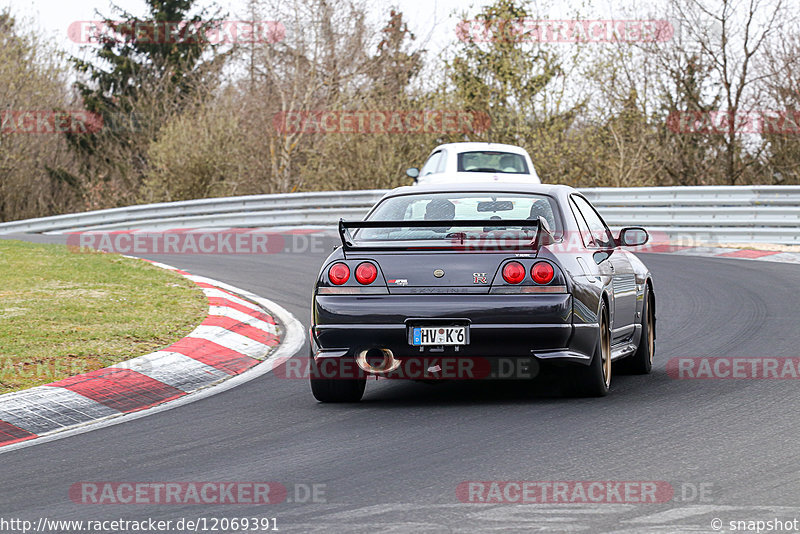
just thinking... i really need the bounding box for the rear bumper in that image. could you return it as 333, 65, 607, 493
312, 293, 598, 365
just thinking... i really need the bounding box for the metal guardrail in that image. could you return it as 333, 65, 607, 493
1, 186, 798, 245
584, 186, 800, 245
0, 190, 387, 234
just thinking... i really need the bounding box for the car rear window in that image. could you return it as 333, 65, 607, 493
357, 192, 560, 242
457, 151, 529, 174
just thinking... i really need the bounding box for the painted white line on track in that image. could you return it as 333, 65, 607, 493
185, 325, 273, 359
0, 387, 119, 435
110, 351, 230, 391
207, 305, 279, 334
199, 287, 264, 310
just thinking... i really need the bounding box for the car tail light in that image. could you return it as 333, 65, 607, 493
502, 261, 526, 284
531, 261, 555, 284
328, 262, 350, 285
355, 262, 378, 285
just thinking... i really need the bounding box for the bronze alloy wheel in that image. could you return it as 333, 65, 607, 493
601, 312, 611, 388
647, 295, 655, 365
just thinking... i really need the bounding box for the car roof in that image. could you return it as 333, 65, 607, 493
384, 182, 577, 198
432, 142, 530, 155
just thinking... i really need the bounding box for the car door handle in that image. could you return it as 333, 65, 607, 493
609, 264, 615, 271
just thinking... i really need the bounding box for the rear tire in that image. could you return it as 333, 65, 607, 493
624, 288, 654, 375
573, 303, 611, 397
309, 350, 366, 403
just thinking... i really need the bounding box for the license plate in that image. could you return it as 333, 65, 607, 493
411, 326, 467, 346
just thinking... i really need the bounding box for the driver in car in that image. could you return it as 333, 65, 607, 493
529, 199, 555, 232
424, 198, 456, 233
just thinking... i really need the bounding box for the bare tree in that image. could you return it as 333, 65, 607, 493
0, 11, 80, 221
667, 0, 785, 184
759, 26, 800, 184
249, 0, 372, 192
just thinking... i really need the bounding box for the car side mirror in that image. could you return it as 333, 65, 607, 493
406, 167, 420, 182
617, 227, 649, 247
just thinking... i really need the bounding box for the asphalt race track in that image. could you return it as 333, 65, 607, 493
2, 234, 800, 533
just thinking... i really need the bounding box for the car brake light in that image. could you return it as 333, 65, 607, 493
502, 261, 526, 284
531, 261, 555, 284
328, 262, 350, 285
355, 262, 378, 285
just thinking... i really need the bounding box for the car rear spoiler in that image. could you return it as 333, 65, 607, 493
338, 217, 555, 252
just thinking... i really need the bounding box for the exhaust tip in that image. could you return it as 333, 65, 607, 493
356, 348, 400, 374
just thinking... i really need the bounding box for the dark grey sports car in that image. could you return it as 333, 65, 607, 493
310, 183, 655, 402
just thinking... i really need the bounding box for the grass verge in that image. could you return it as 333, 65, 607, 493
0, 239, 207, 394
